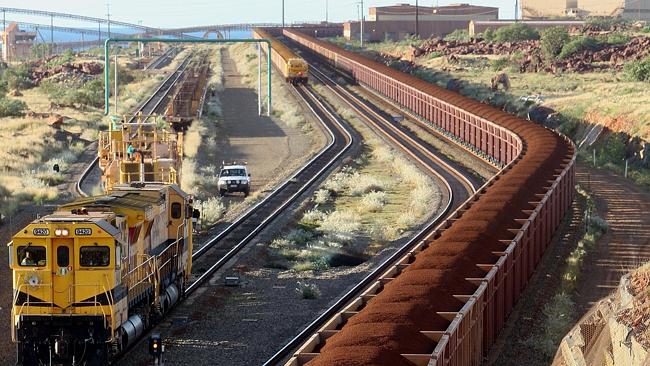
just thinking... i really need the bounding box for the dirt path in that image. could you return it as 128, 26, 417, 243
207, 49, 313, 196
574, 164, 650, 315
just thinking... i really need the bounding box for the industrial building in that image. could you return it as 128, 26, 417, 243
1, 23, 36, 62
521, 0, 650, 21
344, 3, 498, 42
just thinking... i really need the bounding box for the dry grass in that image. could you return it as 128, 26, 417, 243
266, 83, 442, 272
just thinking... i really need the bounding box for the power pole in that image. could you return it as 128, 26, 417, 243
415, 0, 419, 38
326, 0, 329, 23
106, 3, 111, 38
50, 15, 54, 56
515, 0, 519, 21
98, 21, 101, 43
282, 0, 285, 28
360, 0, 364, 46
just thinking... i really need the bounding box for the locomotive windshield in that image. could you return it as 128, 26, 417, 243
18, 246, 46, 267
80, 246, 110, 267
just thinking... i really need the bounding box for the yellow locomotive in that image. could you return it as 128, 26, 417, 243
10, 185, 194, 363
252, 27, 308, 84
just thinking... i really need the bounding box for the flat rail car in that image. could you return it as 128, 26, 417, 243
98, 114, 183, 193
281, 29, 576, 366
9, 183, 194, 365
252, 27, 308, 84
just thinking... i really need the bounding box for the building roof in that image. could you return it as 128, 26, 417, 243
370, 3, 498, 15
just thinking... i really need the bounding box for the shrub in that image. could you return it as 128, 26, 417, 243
541, 27, 570, 59
558, 36, 602, 59
491, 57, 509, 71
444, 29, 470, 42
4, 65, 34, 90
585, 17, 625, 31
624, 56, 650, 82
313, 189, 331, 204
483, 28, 495, 42
196, 197, 225, 226
606, 32, 630, 45
295, 281, 320, 299
494, 23, 540, 42
0, 97, 27, 117
360, 190, 388, 212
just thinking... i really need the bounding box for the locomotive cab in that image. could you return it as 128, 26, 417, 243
286, 58, 308, 84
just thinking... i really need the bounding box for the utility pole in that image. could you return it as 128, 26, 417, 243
515, 0, 519, 21
415, 0, 419, 38
50, 15, 54, 56
114, 52, 118, 115
98, 21, 101, 44
106, 3, 111, 38
326, 0, 329, 23
282, 0, 285, 28
360, 0, 364, 46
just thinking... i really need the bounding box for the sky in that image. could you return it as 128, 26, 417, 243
2, 0, 519, 28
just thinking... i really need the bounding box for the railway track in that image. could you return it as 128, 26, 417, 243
145, 47, 179, 70
114, 81, 357, 363
75, 54, 192, 196
185, 83, 354, 293
261, 42, 482, 366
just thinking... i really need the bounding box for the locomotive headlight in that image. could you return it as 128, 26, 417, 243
55, 229, 62, 236
62, 229, 69, 236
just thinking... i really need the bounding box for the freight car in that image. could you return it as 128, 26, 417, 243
9, 183, 195, 365
282, 29, 575, 366
98, 114, 183, 193
252, 27, 308, 84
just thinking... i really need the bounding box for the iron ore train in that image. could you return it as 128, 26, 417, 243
252, 27, 309, 84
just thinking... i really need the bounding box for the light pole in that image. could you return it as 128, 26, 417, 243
106, 3, 111, 38
326, 0, 329, 23
282, 0, 285, 28
415, 0, 419, 38
358, 0, 364, 46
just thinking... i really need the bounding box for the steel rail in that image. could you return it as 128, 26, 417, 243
186, 83, 353, 294
262, 58, 478, 366
75, 54, 191, 197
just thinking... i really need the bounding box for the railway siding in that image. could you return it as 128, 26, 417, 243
281, 29, 576, 365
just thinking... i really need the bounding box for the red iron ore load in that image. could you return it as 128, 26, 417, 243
282, 29, 575, 366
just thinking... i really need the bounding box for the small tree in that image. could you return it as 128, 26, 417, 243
4, 65, 34, 91
495, 23, 540, 42
624, 56, 650, 82
483, 28, 495, 42
541, 26, 570, 59
444, 29, 470, 42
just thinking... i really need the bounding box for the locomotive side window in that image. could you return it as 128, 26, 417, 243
80, 246, 110, 267
17, 246, 46, 267
171, 202, 182, 219
57, 246, 69, 267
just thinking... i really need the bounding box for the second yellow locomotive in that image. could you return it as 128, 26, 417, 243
253, 27, 308, 84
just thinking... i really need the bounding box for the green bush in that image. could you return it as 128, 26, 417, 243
491, 57, 509, 71
0, 97, 27, 117
606, 32, 630, 45
585, 17, 626, 31
541, 26, 570, 59
41, 78, 105, 108
624, 56, 650, 82
45, 49, 75, 68
558, 36, 602, 59
444, 29, 470, 42
483, 28, 495, 42
598, 132, 627, 163
495, 23, 540, 42
3, 65, 34, 90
